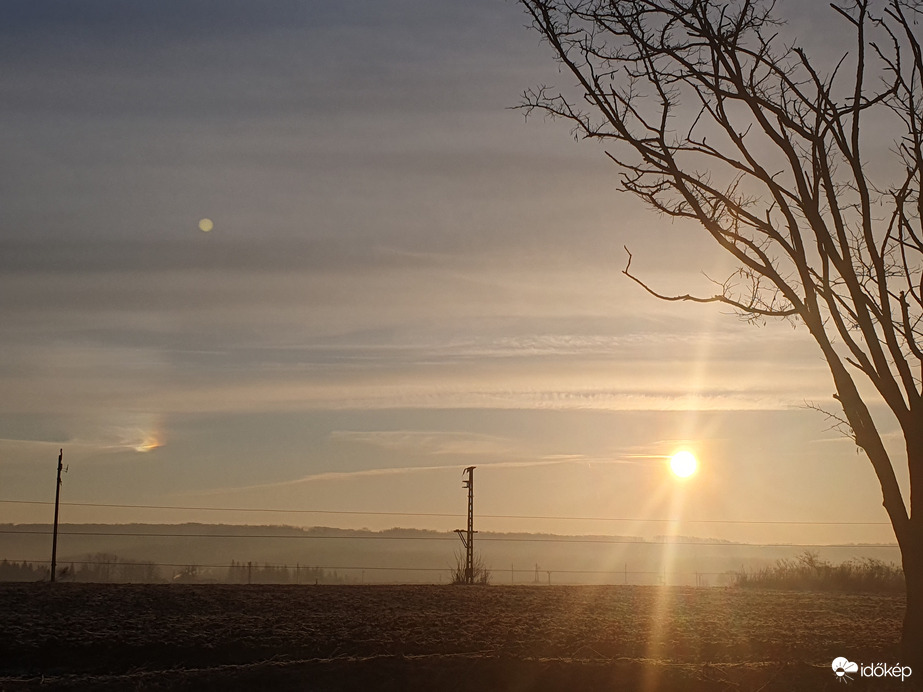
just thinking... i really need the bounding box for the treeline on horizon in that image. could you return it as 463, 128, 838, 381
3, 522, 901, 547
0, 522, 771, 543
0, 555, 348, 585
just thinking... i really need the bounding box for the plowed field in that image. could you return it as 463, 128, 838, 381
0, 584, 909, 690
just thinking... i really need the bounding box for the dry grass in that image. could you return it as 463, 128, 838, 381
735, 551, 905, 593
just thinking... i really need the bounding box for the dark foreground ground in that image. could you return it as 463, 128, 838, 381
0, 583, 912, 691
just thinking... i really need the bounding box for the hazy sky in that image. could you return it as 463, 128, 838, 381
0, 0, 904, 546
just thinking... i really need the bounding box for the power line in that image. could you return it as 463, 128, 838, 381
0, 499, 455, 518
0, 529, 899, 549
0, 529, 452, 540
5, 558, 451, 572
0, 498, 893, 526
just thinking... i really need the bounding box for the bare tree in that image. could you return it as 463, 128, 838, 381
518, 0, 923, 660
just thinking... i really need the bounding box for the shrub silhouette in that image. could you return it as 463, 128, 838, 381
450, 550, 490, 585
734, 551, 904, 593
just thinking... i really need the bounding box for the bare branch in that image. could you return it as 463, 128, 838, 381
622, 246, 798, 317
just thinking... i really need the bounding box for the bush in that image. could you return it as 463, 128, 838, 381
734, 551, 904, 593
450, 550, 490, 585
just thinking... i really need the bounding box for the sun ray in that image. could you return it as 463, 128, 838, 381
641, 480, 690, 691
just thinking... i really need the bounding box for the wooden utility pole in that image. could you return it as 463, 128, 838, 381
50, 449, 63, 583
454, 466, 476, 584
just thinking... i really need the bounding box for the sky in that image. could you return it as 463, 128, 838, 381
0, 0, 907, 546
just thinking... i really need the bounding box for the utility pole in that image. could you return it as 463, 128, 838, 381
50, 449, 63, 583
454, 466, 476, 584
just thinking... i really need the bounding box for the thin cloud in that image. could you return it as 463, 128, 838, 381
329, 430, 516, 457
198, 454, 638, 498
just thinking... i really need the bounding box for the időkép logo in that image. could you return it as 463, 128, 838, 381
832, 657, 912, 683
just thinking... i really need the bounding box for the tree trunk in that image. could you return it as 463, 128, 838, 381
824, 351, 920, 666
901, 523, 923, 671
902, 424, 923, 671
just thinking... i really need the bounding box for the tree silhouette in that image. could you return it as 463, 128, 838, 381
519, 0, 923, 660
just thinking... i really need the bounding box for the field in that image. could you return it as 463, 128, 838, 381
0, 583, 911, 690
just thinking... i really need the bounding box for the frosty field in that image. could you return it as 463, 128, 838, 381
0, 583, 909, 690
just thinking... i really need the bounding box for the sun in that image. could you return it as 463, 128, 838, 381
669, 451, 698, 478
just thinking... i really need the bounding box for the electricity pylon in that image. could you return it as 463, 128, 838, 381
454, 466, 476, 584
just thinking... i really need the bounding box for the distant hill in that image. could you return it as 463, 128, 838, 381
0, 523, 901, 585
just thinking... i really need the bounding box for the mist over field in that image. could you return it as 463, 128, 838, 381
0, 523, 901, 586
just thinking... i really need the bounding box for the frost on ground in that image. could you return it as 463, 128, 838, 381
0, 583, 907, 690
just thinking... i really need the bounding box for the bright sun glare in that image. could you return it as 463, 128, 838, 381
669, 451, 698, 478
